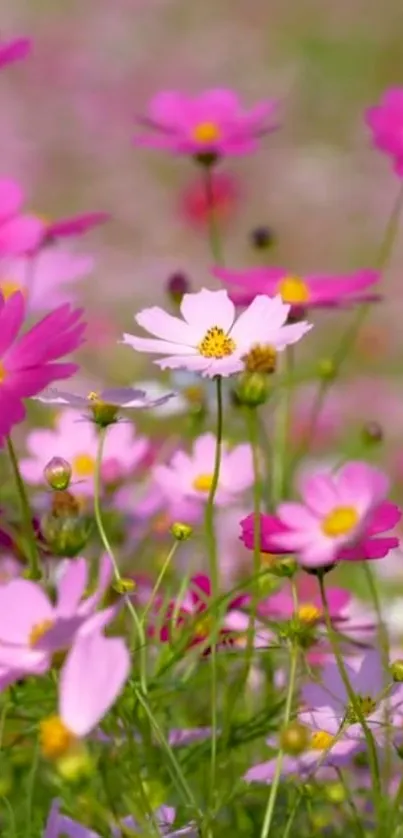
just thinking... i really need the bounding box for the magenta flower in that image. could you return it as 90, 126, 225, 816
40, 629, 129, 760
0, 38, 31, 70
366, 88, 403, 176
0, 179, 45, 257
0, 556, 114, 676
0, 292, 85, 439
136, 89, 278, 160
259, 582, 350, 625
123, 289, 312, 378
214, 265, 380, 312
43, 212, 110, 246
241, 461, 401, 568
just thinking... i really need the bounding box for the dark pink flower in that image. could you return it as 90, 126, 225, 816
136, 89, 278, 160
366, 88, 403, 176
0, 38, 31, 70
214, 265, 380, 312
43, 212, 110, 244
0, 179, 45, 257
179, 171, 240, 228
0, 292, 85, 439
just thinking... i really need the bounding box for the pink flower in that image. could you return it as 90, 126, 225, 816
241, 461, 401, 568
214, 265, 380, 311
0, 556, 114, 676
179, 171, 240, 229
122, 289, 312, 378
0, 248, 94, 313
0, 179, 45, 257
43, 212, 110, 245
0, 38, 31, 70
21, 408, 149, 495
259, 581, 350, 625
136, 89, 278, 159
366, 88, 403, 176
40, 629, 129, 759
0, 293, 85, 440
153, 432, 253, 509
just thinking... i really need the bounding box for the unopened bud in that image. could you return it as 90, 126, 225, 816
113, 578, 136, 595
41, 498, 92, 558
324, 782, 346, 803
261, 553, 297, 578
250, 225, 275, 250
362, 421, 383, 446
317, 358, 336, 381
167, 271, 191, 306
171, 522, 193, 541
44, 457, 72, 491
234, 372, 271, 408
391, 660, 403, 683
87, 392, 119, 427
279, 722, 310, 756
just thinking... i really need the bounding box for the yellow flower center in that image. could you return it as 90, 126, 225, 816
0, 361, 7, 384
297, 603, 321, 624
192, 121, 221, 144
193, 473, 214, 493
0, 279, 24, 301
198, 326, 236, 359
322, 506, 359, 538
195, 614, 213, 639
29, 618, 55, 648
278, 275, 310, 305
40, 715, 75, 759
310, 730, 335, 750
183, 385, 204, 405
73, 453, 96, 479
242, 344, 277, 373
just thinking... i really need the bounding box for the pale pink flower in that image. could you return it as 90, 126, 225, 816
0, 248, 94, 313
122, 289, 312, 378
20, 408, 149, 495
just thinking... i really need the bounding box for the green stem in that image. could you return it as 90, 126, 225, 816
318, 573, 382, 812
6, 436, 41, 580
245, 407, 262, 671
271, 347, 293, 507
141, 541, 179, 626
260, 645, 299, 838
205, 375, 224, 811
204, 165, 224, 265
94, 428, 148, 693
335, 768, 366, 838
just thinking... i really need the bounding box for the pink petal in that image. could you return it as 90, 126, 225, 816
0, 580, 53, 643
180, 289, 235, 337
0, 179, 23, 221
56, 559, 88, 617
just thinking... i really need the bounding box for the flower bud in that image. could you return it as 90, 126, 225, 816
41, 496, 92, 558
167, 271, 191, 306
113, 578, 136, 595
171, 522, 193, 541
234, 372, 271, 408
324, 782, 346, 803
87, 392, 119, 427
362, 421, 383, 446
44, 457, 72, 491
317, 358, 336, 381
250, 225, 275, 250
391, 660, 403, 682
279, 722, 310, 755
260, 553, 297, 578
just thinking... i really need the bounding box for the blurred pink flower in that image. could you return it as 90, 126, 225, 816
214, 266, 380, 311
43, 212, 110, 245
259, 581, 350, 625
21, 408, 149, 495
179, 171, 240, 228
136, 89, 278, 159
123, 289, 312, 378
241, 461, 401, 569
0, 248, 94, 313
0, 38, 31, 70
366, 88, 403, 175
0, 179, 45, 256
0, 293, 85, 440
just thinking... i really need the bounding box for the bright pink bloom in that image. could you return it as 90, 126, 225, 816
136, 89, 278, 159
0, 179, 45, 256
259, 582, 350, 625
0, 38, 31, 70
0, 556, 114, 676
241, 461, 401, 568
214, 265, 379, 311
366, 88, 403, 175
123, 289, 312, 378
179, 171, 240, 228
0, 292, 85, 439
43, 212, 110, 244
0, 248, 94, 313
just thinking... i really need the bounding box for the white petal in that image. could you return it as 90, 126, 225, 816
180, 289, 235, 340
135, 306, 195, 344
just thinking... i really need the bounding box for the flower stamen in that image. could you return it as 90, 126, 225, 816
198, 326, 236, 359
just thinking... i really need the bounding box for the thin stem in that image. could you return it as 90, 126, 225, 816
245, 407, 261, 672
271, 347, 293, 507
335, 768, 367, 838
204, 165, 224, 265
6, 436, 41, 579
205, 375, 224, 811
94, 428, 148, 693
260, 645, 299, 838
141, 541, 179, 625
318, 573, 382, 812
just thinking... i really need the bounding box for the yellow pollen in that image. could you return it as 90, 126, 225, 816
29, 618, 54, 648
40, 715, 75, 760
193, 473, 214, 493
73, 453, 96, 479
297, 603, 321, 624
310, 730, 335, 750
242, 344, 277, 373
198, 326, 236, 359
0, 280, 24, 301
87, 391, 100, 401
192, 121, 221, 144
0, 361, 6, 384
278, 275, 310, 305
322, 506, 359, 538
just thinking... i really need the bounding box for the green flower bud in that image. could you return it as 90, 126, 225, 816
279, 722, 310, 756
44, 457, 72, 491
171, 522, 193, 541
317, 358, 336, 381
234, 372, 271, 408
391, 660, 403, 683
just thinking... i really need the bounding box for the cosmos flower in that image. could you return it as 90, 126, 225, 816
179, 171, 240, 228
135, 89, 278, 160
0, 37, 31, 70
34, 385, 175, 415
0, 179, 45, 257
0, 292, 85, 440
241, 461, 401, 568
122, 289, 312, 378
44, 800, 196, 837
20, 408, 149, 495
366, 88, 403, 176
42, 212, 109, 245
0, 248, 94, 313
214, 265, 380, 312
